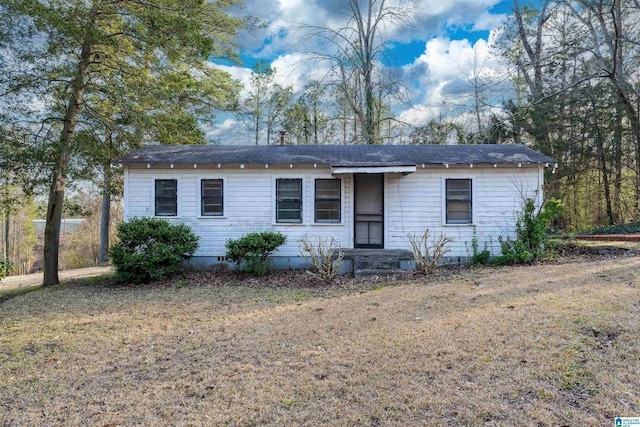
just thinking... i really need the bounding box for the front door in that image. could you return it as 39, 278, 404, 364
354, 174, 384, 248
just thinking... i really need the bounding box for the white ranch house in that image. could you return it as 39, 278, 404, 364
115, 144, 555, 274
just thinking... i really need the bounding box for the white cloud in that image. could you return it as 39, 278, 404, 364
206, 117, 252, 145
398, 29, 507, 126
397, 104, 442, 126
240, 0, 505, 58
210, 1, 512, 141
237, 0, 332, 58
472, 11, 508, 31
209, 63, 252, 84
208, 63, 253, 98
271, 53, 334, 89
210, 53, 334, 97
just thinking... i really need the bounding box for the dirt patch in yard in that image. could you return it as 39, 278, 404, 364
0, 266, 114, 293
1, 257, 639, 426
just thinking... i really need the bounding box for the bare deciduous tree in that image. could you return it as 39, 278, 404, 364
303, 0, 414, 144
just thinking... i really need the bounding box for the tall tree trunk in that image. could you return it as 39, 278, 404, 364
343, 116, 346, 145
342, 101, 347, 144
1, 181, 8, 265
597, 0, 640, 216
42, 19, 94, 286
98, 166, 111, 265
254, 114, 259, 145
364, 70, 376, 144
595, 133, 614, 225
607, 77, 640, 216
12, 216, 17, 269
572, 173, 579, 226
313, 105, 319, 145
513, 0, 553, 153
588, 87, 614, 225
353, 111, 358, 144
613, 105, 623, 223
3, 215, 8, 265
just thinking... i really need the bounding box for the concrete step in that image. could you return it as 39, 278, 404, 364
342, 249, 413, 259
341, 249, 415, 275
354, 268, 405, 278
354, 257, 400, 270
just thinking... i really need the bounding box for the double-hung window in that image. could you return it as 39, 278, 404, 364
155, 179, 178, 216
446, 179, 472, 224
276, 178, 303, 223
315, 179, 341, 223
201, 179, 223, 216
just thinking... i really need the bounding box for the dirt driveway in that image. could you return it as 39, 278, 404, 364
0, 266, 113, 291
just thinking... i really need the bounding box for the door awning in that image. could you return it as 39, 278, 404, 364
330, 165, 417, 175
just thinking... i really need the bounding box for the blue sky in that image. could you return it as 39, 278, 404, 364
209, 0, 519, 143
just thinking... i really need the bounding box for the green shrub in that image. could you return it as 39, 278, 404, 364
0, 259, 12, 281
492, 198, 564, 265
109, 217, 199, 283
586, 221, 640, 235
470, 228, 491, 265
493, 235, 534, 265
225, 231, 286, 276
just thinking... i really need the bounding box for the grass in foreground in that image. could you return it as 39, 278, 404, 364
1, 258, 639, 426
0, 286, 40, 303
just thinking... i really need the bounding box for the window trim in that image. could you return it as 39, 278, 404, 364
444, 178, 473, 225
275, 178, 303, 224
153, 178, 179, 217
314, 178, 341, 224
198, 177, 226, 218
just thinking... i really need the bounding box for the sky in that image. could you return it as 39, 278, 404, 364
208, 0, 518, 144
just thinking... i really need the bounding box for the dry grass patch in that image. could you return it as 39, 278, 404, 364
1, 258, 640, 426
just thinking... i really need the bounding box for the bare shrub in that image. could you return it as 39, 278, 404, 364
299, 236, 344, 282
407, 229, 453, 274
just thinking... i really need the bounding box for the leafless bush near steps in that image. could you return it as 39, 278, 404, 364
299, 236, 345, 282
407, 230, 453, 274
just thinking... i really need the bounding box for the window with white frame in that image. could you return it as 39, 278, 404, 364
201, 179, 223, 216
276, 178, 302, 223
315, 179, 341, 223
446, 179, 472, 224
155, 179, 177, 216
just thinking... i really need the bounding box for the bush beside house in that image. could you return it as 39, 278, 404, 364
109, 217, 199, 283
225, 232, 287, 276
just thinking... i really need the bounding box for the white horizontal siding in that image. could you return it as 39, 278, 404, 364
125, 166, 351, 258
385, 167, 542, 257
125, 164, 543, 260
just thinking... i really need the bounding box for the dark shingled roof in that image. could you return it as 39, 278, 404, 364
114, 144, 555, 167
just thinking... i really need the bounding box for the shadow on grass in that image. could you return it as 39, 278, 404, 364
0, 286, 41, 304
0, 272, 117, 304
